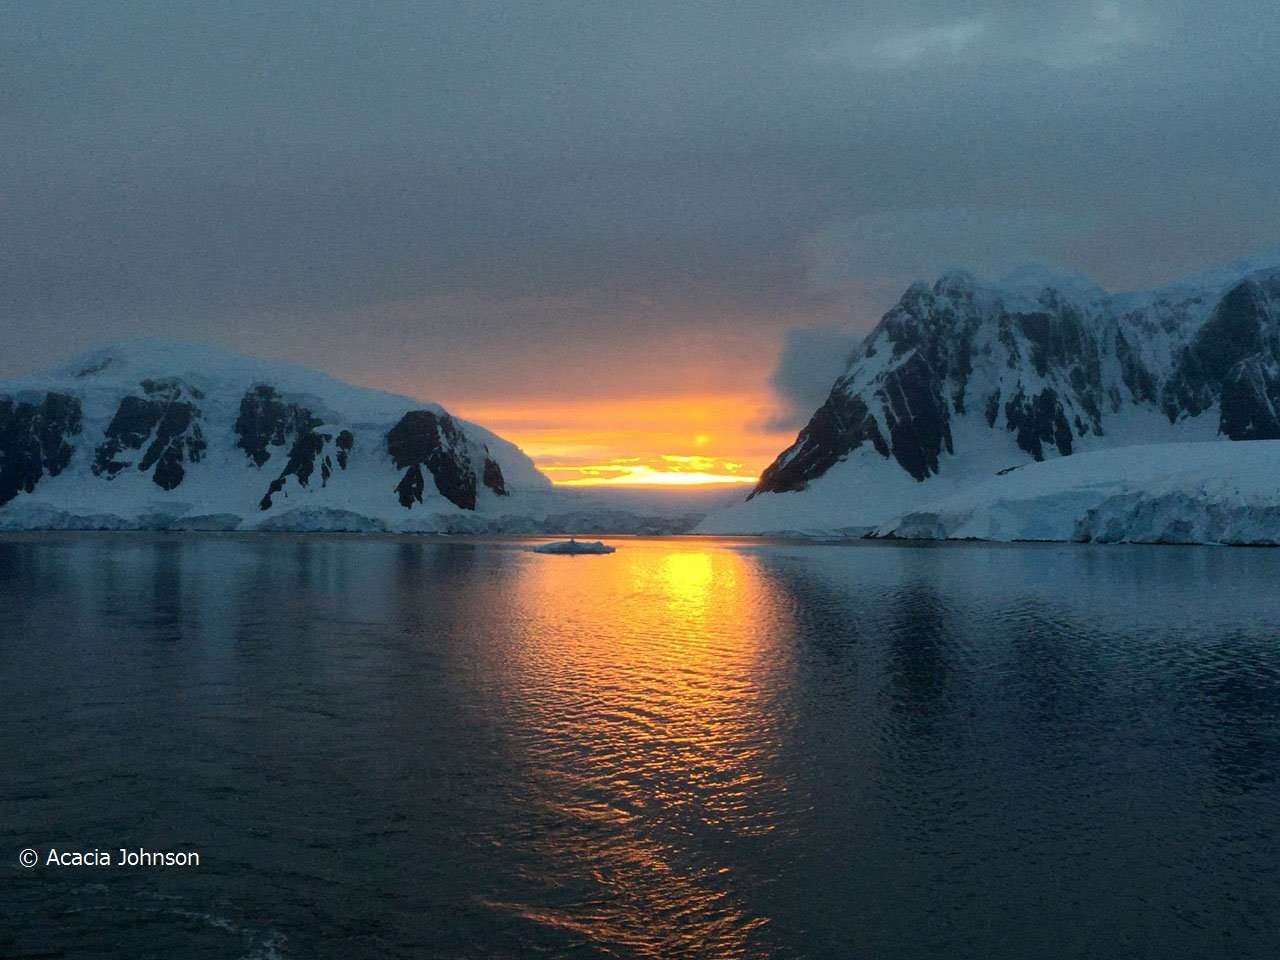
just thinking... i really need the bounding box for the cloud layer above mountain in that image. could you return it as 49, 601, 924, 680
3, 1, 1278, 420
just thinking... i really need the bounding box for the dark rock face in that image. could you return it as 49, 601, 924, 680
1163, 281, 1265, 422
1163, 279, 1280, 439
752, 392, 889, 496
2, 352, 533, 525
483, 456, 509, 496
394, 463, 427, 508
234, 385, 322, 467
1004, 388, 1073, 461
258, 429, 355, 510
1115, 329, 1158, 406
386, 410, 502, 511
879, 351, 954, 480
756, 349, 956, 493
236, 386, 357, 510
1219, 358, 1280, 440
335, 430, 354, 469
93, 380, 206, 490
0, 392, 83, 506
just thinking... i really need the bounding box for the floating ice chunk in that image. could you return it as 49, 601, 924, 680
529, 538, 616, 555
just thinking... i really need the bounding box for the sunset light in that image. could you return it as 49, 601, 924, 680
545, 464, 758, 486
454, 394, 791, 487
8, 4, 1279, 958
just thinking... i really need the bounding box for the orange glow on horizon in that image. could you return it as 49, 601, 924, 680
547, 466, 758, 486
452, 393, 792, 487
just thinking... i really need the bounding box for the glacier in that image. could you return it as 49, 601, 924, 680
878, 440, 1280, 545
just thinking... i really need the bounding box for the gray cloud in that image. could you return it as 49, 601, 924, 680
764, 325, 860, 431
810, 2, 1163, 71
2, 0, 1278, 413
817, 208, 1095, 288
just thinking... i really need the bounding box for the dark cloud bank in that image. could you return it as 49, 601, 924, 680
3, 1, 1278, 412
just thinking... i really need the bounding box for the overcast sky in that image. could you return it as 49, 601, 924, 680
3, 1, 1278, 447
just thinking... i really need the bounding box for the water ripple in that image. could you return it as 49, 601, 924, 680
2, 537, 1279, 958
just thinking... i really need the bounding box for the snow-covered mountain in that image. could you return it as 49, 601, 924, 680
0, 339, 708, 534
701, 250, 1280, 537
0, 339, 556, 530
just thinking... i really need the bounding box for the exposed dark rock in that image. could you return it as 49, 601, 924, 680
949, 333, 973, 414
1219, 358, 1280, 440
260, 431, 324, 509
752, 317, 960, 495
984, 390, 1001, 428
1159, 279, 1280, 439
335, 430, 354, 469
92, 380, 205, 490
483, 456, 508, 496
386, 410, 478, 510
258, 428, 356, 510
1115, 329, 1157, 405
75, 359, 112, 378
234, 385, 321, 467
140, 403, 202, 490
142, 377, 203, 400
1004, 388, 1073, 461
93, 397, 155, 476
1107, 385, 1122, 414
0, 392, 83, 506
997, 316, 1021, 368
1016, 310, 1071, 377
395, 462, 426, 508
232, 385, 357, 510
877, 352, 953, 481
1163, 280, 1265, 422
751, 390, 890, 497
751, 268, 1276, 497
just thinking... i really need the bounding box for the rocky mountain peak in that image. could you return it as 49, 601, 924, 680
752, 256, 1280, 502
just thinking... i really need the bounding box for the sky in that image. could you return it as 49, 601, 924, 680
3, 1, 1279, 484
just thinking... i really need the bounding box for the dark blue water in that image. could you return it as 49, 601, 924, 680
2, 535, 1278, 958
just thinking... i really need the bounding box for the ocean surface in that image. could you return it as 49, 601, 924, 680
2, 534, 1278, 959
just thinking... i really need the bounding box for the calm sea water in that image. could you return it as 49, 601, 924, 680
1, 535, 1278, 959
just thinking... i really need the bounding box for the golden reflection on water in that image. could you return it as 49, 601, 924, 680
486, 539, 796, 958
654, 551, 722, 624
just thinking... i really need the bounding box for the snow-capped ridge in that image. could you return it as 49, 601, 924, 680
1124, 247, 1280, 305
26, 337, 440, 425
0, 337, 554, 531
703, 246, 1280, 541
994, 262, 1107, 306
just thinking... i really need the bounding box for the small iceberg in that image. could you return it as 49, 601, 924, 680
529, 538, 616, 555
